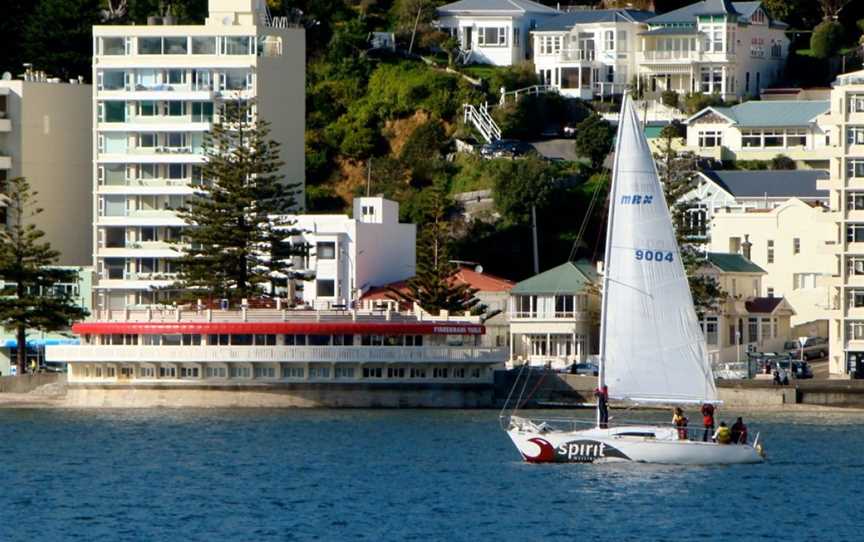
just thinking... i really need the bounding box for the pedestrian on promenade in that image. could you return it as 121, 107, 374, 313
701, 403, 715, 442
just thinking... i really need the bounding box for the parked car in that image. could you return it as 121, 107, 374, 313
783, 337, 828, 361
479, 139, 533, 159
776, 359, 814, 379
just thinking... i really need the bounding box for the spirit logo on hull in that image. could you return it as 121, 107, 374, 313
524, 438, 630, 463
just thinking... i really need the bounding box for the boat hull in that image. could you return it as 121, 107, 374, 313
507, 422, 764, 465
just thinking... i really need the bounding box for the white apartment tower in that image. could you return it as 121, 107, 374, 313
825, 70, 864, 378
92, 0, 305, 310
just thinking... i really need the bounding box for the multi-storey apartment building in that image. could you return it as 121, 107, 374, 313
92, 0, 304, 310
531, 9, 653, 99
637, 0, 788, 101
823, 69, 864, 378
0, 73, 92, 265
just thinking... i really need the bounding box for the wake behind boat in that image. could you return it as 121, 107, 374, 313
503, 95, 765, 465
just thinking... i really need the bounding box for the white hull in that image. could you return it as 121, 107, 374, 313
506, 418, 764, 465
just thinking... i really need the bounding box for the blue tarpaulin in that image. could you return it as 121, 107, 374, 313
1, 338, 80, 348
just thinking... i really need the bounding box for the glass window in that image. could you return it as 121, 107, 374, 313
223, 36, 252, 55
793, 238, 800, 254
163, 37, 188, 55
477, 27, 506, 47
698, 131, 722, 148
763, 130, 783, 147
767, 240, 774, 264
786, 129, 807, 147
604, 30, 614, 50
191, 102, 214, 122
138, 37, 163, 54
849, 160, 864, 178
139, 101, 156, 117
166, 69, 186, 85
316, 242, 336, 260
167, 132, 186, 148
191, 37, 217, 54
139, 164, 157, 180
232, 335, 253, 346
139, 133, 157, 148
316, 279, 335, 297
103, 195, 126, 217
167, 101, 185, 116
168, 164, 185, 179
848, 193, 864, 210
102, 37, 126, 55
104, 101, 126, 122
102, 71, 125, 90
742, 130, 761, 147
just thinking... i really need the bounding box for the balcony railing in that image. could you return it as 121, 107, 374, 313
559, 48, 595, 62
639, 50, 702, 61
46, 345, 508, 364
510, 310, 590, 320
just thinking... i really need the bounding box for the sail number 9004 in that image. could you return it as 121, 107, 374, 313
635, 249, 673, 262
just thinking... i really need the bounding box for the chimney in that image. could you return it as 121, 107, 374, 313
742, 234, 752, 260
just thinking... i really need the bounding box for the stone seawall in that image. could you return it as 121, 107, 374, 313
0, 374, 63, 394
65, 383, 493, 408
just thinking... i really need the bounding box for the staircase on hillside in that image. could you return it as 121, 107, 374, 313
462, 102, 502, 144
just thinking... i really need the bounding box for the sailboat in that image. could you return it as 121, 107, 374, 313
503, 96, 764, 465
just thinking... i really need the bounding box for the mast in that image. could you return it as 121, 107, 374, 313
596, 94, 630, 424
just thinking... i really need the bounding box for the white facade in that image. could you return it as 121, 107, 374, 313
0, 76, 92, 265
708, 199, 835, 330
637, 1, 789, 101
532, 10, 650, 99
92, 0, 305, 310
823, 70, 864, 377
288, 197, 416, 309
435, 0, 558, 66
685, 102, 831, 166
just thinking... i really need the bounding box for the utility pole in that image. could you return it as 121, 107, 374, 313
366, 158, 372, 197
531, 205, 539, 275
408, 3, 423, 55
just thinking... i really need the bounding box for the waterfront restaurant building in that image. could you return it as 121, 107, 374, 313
91, 0, 305, 311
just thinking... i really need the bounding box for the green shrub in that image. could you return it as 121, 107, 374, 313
574, 113, 615, 169
661, 90, 680, 109
683, 92, 726, 115
810, 21, 845, 59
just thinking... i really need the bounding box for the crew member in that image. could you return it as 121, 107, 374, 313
713, 421, 732, 444
595, 385, 609, 429
701, 403, 715, 442
730, 417, 748, 444
672, 407, 688, 440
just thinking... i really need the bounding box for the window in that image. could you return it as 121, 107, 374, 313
849, 224, 864, 243
206, 366, 227, 378
849, 290, 864, 308
166, 69, 186, 85
539, 36, 562, 55
139, 101, 156, 117
700, 316, 719, 345
283, 334, 307, 346
316, 242, 336, 260
282, 366, 304, 378
700, 66, 722, 94
763, 129, 783, 147
849, 257, 864, 276
316, 279, 335, 297
850, 95, 864, 113
478, 27, 506, 47
786, 129, 807, 147
453, 368, 466, 379
793, 238, 800, 254
410, 367, 426, 378
747, 318, 759, 343
191, 102, 214, 122
164, 37, 188, 54
433, 367, 449, 378
222, 36, 252, 55
103, 101, 126, 122
793, 273, 817, 290
554, 295, 574, 317
387, 367, 405, 378
180, 367, 200, 378
101, 37, 126, 55
767, 240, 774, 264
604, 30, 614, 50
848, 322, 864, 340
849, 193, 864, 210
229, 366, 251, 378
166, 132, 186, 148
513, 28, 520, 47
254, 366, 276, 378
742, 130, 761, 148
159, 366, 177, 378
101, 70, 126, 90
140, 366, 155, 378
254, 334, 276, 346
850, 160, 864, 178
760, 319, 772, 342
767, 287, 774, 297
698, 130, 722, 148
191, 37, 217, 54
138, 132, 157, 149
232, 334, 253, 346
167, 101, 185, 116
138, 37, 163, 54
335, 366, 355, 378
363, 367, 383, 378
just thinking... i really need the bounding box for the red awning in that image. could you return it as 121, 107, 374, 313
72, 321, 485, 336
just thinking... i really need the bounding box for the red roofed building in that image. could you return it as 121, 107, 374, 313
361, 265, 515, 348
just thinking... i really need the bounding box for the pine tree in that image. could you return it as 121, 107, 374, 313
0, 177, 89, 375
655, 125, 725, 316
174, 100, 303, 303
389, 186, 479, 315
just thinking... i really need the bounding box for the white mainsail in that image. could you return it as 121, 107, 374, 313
599, 96, 717, 404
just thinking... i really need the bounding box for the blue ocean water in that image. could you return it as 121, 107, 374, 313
0, 408, 861, 541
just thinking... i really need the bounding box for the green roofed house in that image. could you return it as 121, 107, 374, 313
508, 260, 600, 369
685, 100, 831, 168
696, 252, 794, 370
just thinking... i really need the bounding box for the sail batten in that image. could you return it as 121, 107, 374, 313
601, 96, 717, 404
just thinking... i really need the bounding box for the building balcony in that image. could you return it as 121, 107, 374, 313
98, 152, 206, 165
98, 119, 212, 132
94, 277, 177, 290
638, 50, 703, 63
98, 245, 177, 258
46, 345, 508, 365
97, 214, 185, 227
98, 180, 196, 195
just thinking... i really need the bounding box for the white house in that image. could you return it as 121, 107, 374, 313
287, 197, 416, 309
685, 100, 831, 167
531, 9, 653, 99
508, 260, 600, 369
435, 0, 559, 66
637, 0, 789, 101
680, 169, 829, 242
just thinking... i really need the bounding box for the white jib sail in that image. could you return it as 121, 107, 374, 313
600, 96, 718, 404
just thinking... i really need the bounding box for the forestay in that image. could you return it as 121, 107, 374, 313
599, 96, 717, 404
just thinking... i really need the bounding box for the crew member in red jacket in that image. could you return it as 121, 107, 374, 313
701, 403, 716, 442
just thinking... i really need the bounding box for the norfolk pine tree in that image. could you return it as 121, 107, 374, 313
655, 124, 725, 316
174, 100, 303, 302
389, 186, 479, 315
0, 177, 88, 375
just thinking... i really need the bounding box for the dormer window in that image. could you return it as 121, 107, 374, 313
751, 9, 765, 24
